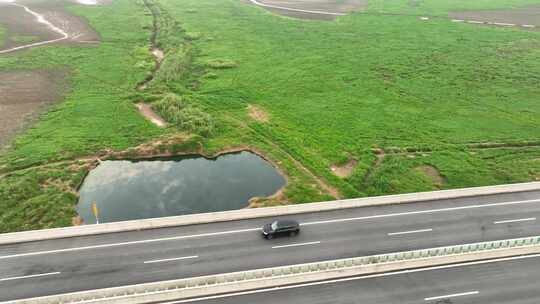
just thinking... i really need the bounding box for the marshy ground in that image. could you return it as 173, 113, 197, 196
0, 0, 539, 232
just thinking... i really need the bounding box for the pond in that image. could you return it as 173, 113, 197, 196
77, 151, 286, 224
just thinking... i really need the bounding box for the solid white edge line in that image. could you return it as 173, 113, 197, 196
0, 272, 61, 282
0, 228, 259, 260
272, 241, 321, 249
1, 198, 539, 260
494, 218, 536, 225
144, 256, 199, 264
300, 199, 540, 226
424, 290, 479, 301
387, 228, 433, 236
159, 253, 540, 304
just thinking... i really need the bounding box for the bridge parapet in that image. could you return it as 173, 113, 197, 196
2, 181, 540, 245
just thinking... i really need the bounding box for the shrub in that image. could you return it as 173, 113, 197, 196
152, 47, 195, 85
205, 59, 238, 69
152, 93, 214, 136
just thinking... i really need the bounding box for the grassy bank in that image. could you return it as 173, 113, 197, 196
1, 0, 539, 232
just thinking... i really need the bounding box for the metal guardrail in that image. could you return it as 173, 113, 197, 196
10, 235, 540, 304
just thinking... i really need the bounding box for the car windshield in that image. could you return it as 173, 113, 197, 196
271, 221, 278, 230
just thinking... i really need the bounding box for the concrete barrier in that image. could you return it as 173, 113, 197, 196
6, 235, 540, 304
1, 182, 539, 245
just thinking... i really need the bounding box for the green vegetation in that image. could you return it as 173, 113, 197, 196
0, 0, 163, 171
368, 0, 540, 16
139, 0, 216, 135
1, 0, 540, 232
157, 0, 540, 197
0, 162, 89, 232
152, 93, 214, 135
0, 0, 165, 231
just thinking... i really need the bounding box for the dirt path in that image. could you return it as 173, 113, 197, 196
0, 3, 68, 54
135, 103, 166, 127
249, 0, 346, 17
248, 0, 539, 28
449, 6, 540, 29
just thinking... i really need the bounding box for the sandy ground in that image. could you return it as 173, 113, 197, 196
330, 159, 357, 178
0, 0, 101, 54
246, 0, 367, 20
450, 6, 540, 28
248, 104, 269, 123
0, 70, 67, 148
135, 103, 167, 128
415, 165, 446, 187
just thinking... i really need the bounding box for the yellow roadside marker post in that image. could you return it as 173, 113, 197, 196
91, 202, 100, 224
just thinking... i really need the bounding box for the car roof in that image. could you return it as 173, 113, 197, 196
274, 219, 299, 228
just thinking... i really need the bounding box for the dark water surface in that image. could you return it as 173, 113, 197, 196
77, 152, 285, 224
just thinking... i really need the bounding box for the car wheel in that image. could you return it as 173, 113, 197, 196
290, 231, 297, 237
267, 234, 273, 239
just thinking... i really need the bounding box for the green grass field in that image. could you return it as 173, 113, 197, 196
1, 0, 539, 232
157, 0, 540, 195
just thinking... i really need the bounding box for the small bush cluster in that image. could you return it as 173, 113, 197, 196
205, 59, 238, 69
152, 93, 214, 136
153, 47, 195, 86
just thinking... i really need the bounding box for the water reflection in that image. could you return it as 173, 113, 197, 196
77, 152, 285, 224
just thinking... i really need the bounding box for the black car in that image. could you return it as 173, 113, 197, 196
262, 220, 300, 239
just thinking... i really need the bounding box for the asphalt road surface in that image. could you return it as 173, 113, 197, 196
1, 190, 540, 301
171, 253, 540, 304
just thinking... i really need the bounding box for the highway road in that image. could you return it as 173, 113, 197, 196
171, 253, 540, 304
1, 190, 540, 301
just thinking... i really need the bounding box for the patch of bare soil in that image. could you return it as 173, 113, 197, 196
330, 159, 357, 178
248, 104, 269, 123
0, 69, 67, 149
135, 103, 167, 128
0, 0, 100, 53
415, 165, 447, 187
152, 48, 164, 62
245, 0, 367, 20
449, 6, 540, 29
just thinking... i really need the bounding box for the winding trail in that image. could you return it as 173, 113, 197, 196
248, 0, 345, 16
451, 18, 536, 29
0, 3, 69, 54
